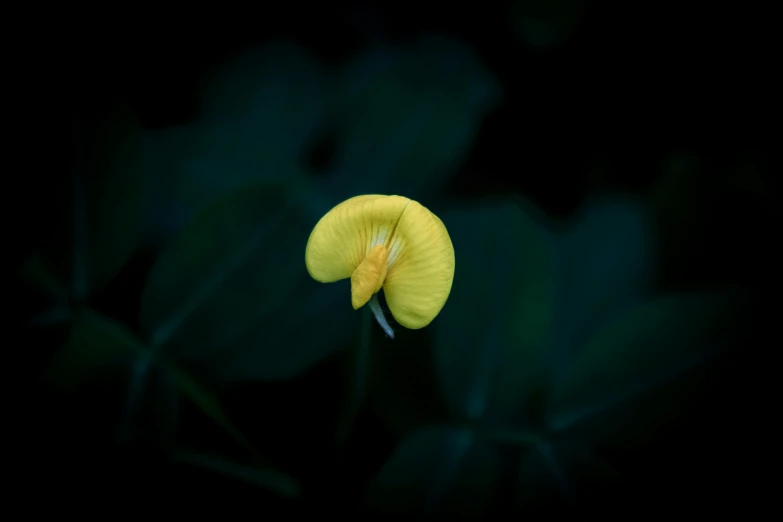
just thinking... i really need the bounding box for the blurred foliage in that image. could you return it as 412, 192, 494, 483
433, 199, 554, 426
326, 36, 501, 199
140, 184, 358, 381
22, 105, 145, 316
17, 2, 776, 517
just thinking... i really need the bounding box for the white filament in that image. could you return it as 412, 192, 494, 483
368, 294, 395, 339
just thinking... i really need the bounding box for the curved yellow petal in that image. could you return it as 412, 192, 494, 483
383, 202, 454, 329
305, 194, 455, 330
305, 194, 410, 282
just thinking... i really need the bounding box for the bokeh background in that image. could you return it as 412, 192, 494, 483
17, 1, 777, 516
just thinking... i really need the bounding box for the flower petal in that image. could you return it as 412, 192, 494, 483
305, 195, 410, 283
384, 202, 455, 329
305, 194, 455, 330
351, 244, 389, 309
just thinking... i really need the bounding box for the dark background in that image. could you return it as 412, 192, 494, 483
16, 0, 777, 517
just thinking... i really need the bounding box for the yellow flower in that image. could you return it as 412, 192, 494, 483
305, 195, 455, 338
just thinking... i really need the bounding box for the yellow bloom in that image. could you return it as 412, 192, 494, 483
305, 195, 455, 338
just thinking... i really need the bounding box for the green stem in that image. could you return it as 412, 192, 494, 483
355, 300, 373, 404
336, 303, 373, 446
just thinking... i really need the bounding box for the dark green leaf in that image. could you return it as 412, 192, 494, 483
433, 199, 554, 424
142, 125, 313, 243
42, 308, 147, 390
550, 193, 655, 359
40, 309, 250, 453
140, 184, 358, 381
327, 35, 501, 199
365, 425, 499, 516
546, 292, 742, 440
142, 42, 330, 242
39, 308, 177, 447
199, 42, 330, 154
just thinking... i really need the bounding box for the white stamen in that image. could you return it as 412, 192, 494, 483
368, 294, 394, 339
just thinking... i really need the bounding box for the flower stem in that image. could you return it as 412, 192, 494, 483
336, 303, 373, 447
355, 300, 373, 404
